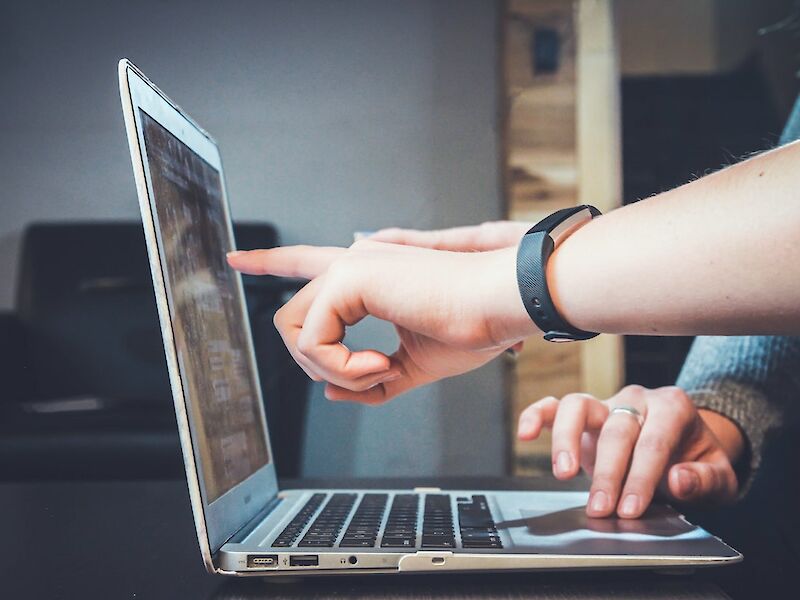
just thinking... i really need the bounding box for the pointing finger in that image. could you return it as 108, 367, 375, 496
227, 245, 345, 278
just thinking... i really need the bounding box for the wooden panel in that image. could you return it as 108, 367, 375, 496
505, 0, 578, 223
576, 0, 624, 400
502, 0, 623, 476
504, 0, 579, 476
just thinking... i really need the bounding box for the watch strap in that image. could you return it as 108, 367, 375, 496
516, 206, 600, 342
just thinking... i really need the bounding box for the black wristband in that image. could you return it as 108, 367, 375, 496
516, 205, 601, 342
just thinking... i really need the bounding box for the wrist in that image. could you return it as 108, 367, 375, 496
698, 408, 745, 465
479, 247, 540, 347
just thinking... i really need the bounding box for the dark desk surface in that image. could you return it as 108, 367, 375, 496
0, 476, 757, 599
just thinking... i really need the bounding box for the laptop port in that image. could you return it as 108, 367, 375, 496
289, 554, 319, 567
247, 554, 278, 568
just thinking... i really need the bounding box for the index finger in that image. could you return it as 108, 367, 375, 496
370, 222, 529, 251
226, 245, 345, 278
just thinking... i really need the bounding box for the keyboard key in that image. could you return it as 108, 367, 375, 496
298, 539, 334, 547
462, 540, 503, 549
339, 538, 375, 547
421, 536, 455, 548
381, 537, 416, 548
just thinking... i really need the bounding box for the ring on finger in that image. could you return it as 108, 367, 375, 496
608, 406, 645, 428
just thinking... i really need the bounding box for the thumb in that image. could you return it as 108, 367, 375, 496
667, 460, 738, 504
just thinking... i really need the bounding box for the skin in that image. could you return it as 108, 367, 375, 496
227, 138, 800, 516
516, 386, 743, 519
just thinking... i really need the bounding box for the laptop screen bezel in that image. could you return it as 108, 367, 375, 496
119, 60, 278, 562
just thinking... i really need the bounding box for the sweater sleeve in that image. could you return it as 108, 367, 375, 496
676, 336, 800, 494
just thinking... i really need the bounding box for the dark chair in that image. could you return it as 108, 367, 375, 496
0, 222, 308, 480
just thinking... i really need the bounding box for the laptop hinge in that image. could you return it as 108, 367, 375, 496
226, 496, 284, 544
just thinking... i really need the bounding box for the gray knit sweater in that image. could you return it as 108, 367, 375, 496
676, 336, 800, 490
674, 95, 800, 492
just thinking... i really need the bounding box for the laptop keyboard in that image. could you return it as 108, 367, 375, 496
270, 492, 326, 547
421, 494, 456, 548
380, 493, 419, 548
298, 493, 357, 547
340, 493, 389, 547
458, 494, 503, 549
271, 492, 502, 550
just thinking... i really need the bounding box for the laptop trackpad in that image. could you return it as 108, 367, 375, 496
495, 492, 726, 555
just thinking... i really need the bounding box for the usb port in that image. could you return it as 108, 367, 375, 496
247, 554, 278, 568
289, 554, 319, 567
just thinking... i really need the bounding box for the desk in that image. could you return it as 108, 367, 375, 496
0, 476, 748, 599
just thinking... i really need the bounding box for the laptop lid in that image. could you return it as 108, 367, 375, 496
118, 60, 278, 571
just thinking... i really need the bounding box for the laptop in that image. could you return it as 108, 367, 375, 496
118, 59, 741, 576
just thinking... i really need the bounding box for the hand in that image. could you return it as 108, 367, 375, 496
517, 385, 743, 518
369, 221, 532, 251
228, 241, 537, 404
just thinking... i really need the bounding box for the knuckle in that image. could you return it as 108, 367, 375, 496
350, 238, 377, 252
539, 395, 559, 408
295, 335, 315, 357
622, 384, 646, 397
560, 393, 593, 408
326, 257, 350, 276
663, 389, 696, 423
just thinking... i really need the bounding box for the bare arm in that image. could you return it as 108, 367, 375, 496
548, 139, 800, 336
229, 139, 800, 404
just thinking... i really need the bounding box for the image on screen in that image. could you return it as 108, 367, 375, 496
140, 110, 269, 502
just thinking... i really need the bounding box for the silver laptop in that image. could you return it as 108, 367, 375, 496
118, 59, 741, 576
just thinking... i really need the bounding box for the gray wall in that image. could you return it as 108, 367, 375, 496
0, 0, 506, 477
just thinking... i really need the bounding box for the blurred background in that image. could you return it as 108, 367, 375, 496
1, 0, 798, 483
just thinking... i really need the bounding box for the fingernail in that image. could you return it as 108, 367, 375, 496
621, 494, 639, 517
555, 451, 573, 476
590, 490, 608, 513
226, 251, 244, 258
677, 468, 698, 496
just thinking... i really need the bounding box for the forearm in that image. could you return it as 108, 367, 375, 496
549, 139, 800, 335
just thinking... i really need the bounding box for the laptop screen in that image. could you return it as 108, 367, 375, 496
140, 110, 270, 503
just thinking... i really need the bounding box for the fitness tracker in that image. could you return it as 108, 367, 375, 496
516, 205, 601, 342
